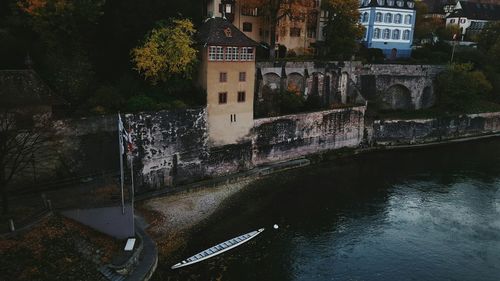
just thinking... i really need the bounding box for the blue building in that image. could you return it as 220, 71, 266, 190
359, 0, 416, 59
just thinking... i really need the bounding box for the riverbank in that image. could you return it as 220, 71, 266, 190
137, 112, 500, 279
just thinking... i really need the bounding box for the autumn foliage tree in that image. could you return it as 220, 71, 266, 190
131, 19, 198, 84
321, 0, 364, 60
242, 0, 316, 60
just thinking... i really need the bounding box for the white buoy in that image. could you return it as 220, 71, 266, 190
273, 224, 279, 229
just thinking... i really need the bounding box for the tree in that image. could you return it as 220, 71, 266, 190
0, 109, 51, 214
131, 19, 197, 84
321, 0, 364, 60
478, 22, 500, 52
17, 0, 105, 50
17, 0, 104, 112
414, 1, 445, 42
242, 0, 315, 60
436, 63, 493, 112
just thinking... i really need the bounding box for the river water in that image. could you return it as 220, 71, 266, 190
161, 138, 500, 281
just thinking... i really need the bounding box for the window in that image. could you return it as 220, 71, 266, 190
394, 14, 402, 24
397, 0, 404, 7
219, 92, 227, 104
377, 0, 384, 5
230, 114, 237, 123
220, 72, 227, 83
403, 30, 410, 40
362, 12, 369, 22
208, 46, 217, 61
225, 47, 238, 61
392, 29, 400, 40
307, 28, 316, 38
225, 47, 234, 61
241, 47, 254, 61
243, 22, 253, 32
374, 28, 381, 39
241, 6, 258, 16
216, 46, 224, 61
384, 13, 392, 23
450, 19, 455, 24
237, 91, 246, 102
290, 27, 301, 37
404, 15, 412, 24
387, 0, 394, 6
375, 12, 383, 22
239, 72, 246, 82
383, 29, 391, 39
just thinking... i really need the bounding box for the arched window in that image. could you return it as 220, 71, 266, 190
403, 30, 410, 40
392, 29, 400, 40
374, 28, 381, 39
376, 12, 383, 22
404, 15, 412, 24
363, 12, 369, 22
383, 29, 391, 39
394, 14, 402, 24
384, 13, 392, 23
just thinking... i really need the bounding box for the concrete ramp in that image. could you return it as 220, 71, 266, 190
62, 204, 134, 239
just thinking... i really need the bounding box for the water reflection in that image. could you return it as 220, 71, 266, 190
157, 138, 500, 281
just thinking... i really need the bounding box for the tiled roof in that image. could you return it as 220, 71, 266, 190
448, 1, 500, 20
421, 0, 456, 14
360, 0, 416, 10
197, 17, 258, 47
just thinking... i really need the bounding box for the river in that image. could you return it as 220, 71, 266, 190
158, 138, 500, 281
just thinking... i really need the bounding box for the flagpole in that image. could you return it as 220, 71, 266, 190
118, 113, 125, 215
128, 120, 135, 236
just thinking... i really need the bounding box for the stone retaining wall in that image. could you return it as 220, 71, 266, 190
373, 112, 500, 145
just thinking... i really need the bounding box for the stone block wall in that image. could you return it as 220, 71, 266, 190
127, 108, 209, 190
252, 106, 366, 165
373, 112, 500, 145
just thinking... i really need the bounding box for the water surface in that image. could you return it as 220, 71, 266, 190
160, 138, 500, 281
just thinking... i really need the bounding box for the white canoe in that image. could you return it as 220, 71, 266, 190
171, 228, 265, 269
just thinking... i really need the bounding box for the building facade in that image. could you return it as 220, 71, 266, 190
197, 17, 257, 146
445, 1, 500, 41
204, 0, 323, 55
359, 0, 417, 58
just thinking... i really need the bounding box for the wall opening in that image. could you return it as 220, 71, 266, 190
380, 84, 412, 110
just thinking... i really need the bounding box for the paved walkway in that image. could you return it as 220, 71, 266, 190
124, 217, 158, 281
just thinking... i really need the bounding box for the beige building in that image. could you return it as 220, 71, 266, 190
204, 0, 323, 55
197, 17, 258, 146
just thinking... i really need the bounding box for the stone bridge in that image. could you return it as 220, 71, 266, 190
255, 62, 445, 111
358, 64, 446, 110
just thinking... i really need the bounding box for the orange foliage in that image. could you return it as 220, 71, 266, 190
17, 0, 47, 14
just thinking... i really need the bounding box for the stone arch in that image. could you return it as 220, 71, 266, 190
309, 72, 324, 97
287, 72, 304, 94
263, 73, 281, 90
421, 86, 434, 109
380, 84, 412, 110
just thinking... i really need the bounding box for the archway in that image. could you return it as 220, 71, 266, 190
380, 84, 412, 110
263, 73, 281, 90
287, 72, 304, 95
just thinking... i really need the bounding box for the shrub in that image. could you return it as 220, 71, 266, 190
126, 95, 157, 112
436, 63, 493, 112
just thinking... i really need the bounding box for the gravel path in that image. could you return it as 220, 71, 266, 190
142, 178, 255, 236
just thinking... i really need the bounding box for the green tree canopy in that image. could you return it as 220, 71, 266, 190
321, 0, 364, 60
436, 63, 492, 112
131, 19, 197, 84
